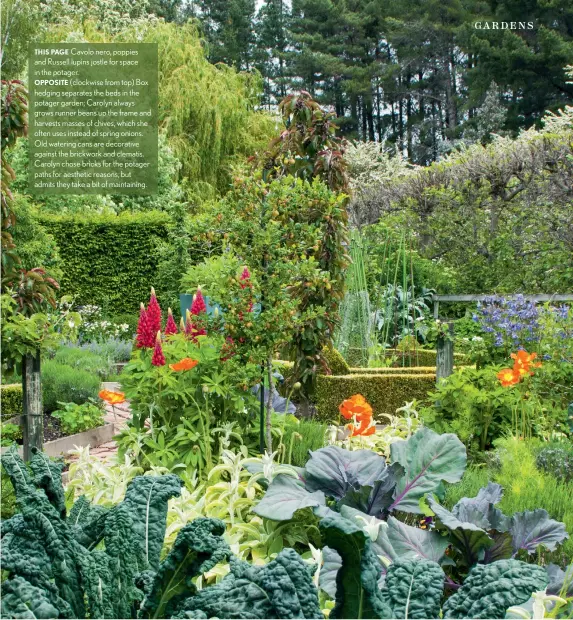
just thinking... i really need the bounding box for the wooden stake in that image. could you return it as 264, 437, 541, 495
22, 350, 43, 461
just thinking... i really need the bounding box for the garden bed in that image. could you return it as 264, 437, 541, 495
0, 421, 116, 458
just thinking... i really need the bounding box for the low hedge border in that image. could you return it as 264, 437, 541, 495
344, 347, 466, 368
349, 366, 437, 375
1, 384, 23, 421
315, 372, 435, 423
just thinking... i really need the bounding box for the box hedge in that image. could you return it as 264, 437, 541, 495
1, 384, 23, 421
38, 212, 171, 316
344, 347, 466, 368
349, 366, 437, 375
315, 372, 436, 422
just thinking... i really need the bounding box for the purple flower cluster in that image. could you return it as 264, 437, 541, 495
472, 295, 540, 347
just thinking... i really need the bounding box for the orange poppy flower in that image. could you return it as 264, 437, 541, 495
497, 368, 520, 387
511, 350, 541, 376
99, 389, 126, 405
339, 394, 373, 420
346, 419, 376, 437
169, 358, 199, 372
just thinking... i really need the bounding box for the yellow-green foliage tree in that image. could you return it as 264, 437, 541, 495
42, 20, 276, 200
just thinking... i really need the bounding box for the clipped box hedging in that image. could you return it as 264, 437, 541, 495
315, 372, 436, 422
349, 366, 437, 375
38, 212, 171, 316
345, 347, 466, 368
1, 384, 23, 420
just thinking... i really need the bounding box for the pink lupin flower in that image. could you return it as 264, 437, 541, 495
184, 309, 195, 338
190, 287, 207, 315
165, 307, 178, 337
151, 332, 165, 366
147, 287, 162, 335
136, 303, 154, 348
179, 317, 185, 333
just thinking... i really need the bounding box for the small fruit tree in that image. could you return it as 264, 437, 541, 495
257, 92, 350, 404
216, 174, 347, 445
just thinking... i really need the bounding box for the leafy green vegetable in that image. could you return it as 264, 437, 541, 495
380, 560, 444, 619
254, 428, 466, 522
121, 474, 184, 569
174, 548, 323, 619
509, 508, 569, 555
373, 516, 450, 565
138, 518, 230, 618
428, 484, 569, 567
1, 448, 323, 620
427, 495, 494, 567
388, 428, 466, 513
442, 559, 548, 619
304, 447, 389, 499
319, 513, 388, 619
253, 474, 327, 521
0, 576, 60, 619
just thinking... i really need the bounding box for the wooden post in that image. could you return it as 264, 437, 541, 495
22, 350, 43, 461
436, 321, 454, 383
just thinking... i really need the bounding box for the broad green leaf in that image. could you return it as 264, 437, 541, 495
305, 446, 389, 500
253, 474, 326, 521
380, 559, 444, 619
389, 428, 466, 513
509, 509, 569, 555
374, 516, 450, 565
121, 474, 183, 569
427, 496, 493, 567
320, 512, 389, 619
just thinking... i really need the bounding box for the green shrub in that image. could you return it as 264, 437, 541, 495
38, 212, 171, 316
420, 365, 568, 454
535, 443, 573, 483
52, 400, 105, 435
345, 347, 466, 368
0, 422, 22, 446
53, 347, 114, 378
349, 366, 437, 375
42, 360, 101, 413
321, 345, 350, 375
315, 372, 435, 422
1, 384, 23, 420
79, 338, 133, 364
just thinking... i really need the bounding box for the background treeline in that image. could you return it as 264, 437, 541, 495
1, 0, 572, 321
4, 0, 573, 164
190, 0, 573, 164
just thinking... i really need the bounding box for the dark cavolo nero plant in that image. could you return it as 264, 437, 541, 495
1, 444, 563, 619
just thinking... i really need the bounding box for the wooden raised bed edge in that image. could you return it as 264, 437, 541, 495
0, 422, 116, 458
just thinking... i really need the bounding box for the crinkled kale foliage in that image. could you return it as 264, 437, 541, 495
0, 448, 322, 620
0, 448, 557, 619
